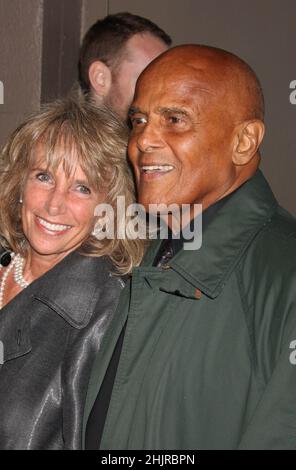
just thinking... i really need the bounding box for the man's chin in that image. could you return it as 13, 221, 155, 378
138, 197, 180, 214
137, 196, 164, 212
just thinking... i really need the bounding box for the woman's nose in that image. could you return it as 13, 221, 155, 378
44, 188, 67, 216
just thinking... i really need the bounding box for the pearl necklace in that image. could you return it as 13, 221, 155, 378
13, 254, 30, 289
0, 253, 30, 309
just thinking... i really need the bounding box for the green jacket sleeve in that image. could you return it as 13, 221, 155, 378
238, 318, 296, 449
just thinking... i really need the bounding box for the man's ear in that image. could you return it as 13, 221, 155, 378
88, 61, 112, 99
232, 120, 265, 165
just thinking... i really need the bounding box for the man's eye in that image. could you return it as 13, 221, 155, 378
167, 115, 183, 124
36, 172, 51, 183
77, 185, 91, 195
130, 116, 147, 127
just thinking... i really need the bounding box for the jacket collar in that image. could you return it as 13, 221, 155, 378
142, 170, 278, 299
1, 251, 112, 329
32, 251, 113, 328
0, 251, 114, 364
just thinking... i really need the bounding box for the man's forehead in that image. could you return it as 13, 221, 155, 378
138, 48, 230, 91
140, 58, 219, 91
131, 75, 215, 112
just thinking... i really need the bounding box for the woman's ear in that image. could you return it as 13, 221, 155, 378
232, 120, 265, 166
88, 61, 112, 99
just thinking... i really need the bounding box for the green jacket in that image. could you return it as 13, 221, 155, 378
83, 171, 296, 449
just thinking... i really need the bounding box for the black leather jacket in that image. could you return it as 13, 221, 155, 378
0, 250, 124, 449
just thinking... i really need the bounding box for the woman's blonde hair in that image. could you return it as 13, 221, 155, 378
0, 96, 145, 274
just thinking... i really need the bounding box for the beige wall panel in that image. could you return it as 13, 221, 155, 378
81, 0, 108, 38
0, 0, 43, 146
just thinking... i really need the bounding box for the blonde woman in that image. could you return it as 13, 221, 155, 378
0, 97, 144, 449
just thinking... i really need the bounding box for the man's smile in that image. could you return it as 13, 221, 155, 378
140, 164, 175, 180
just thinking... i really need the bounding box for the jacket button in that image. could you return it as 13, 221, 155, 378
161, 264, 171, 270
194, 288, 202, 299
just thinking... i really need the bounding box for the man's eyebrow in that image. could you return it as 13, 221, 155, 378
128, 106, 198, 116
157, 107, 190, 115
128, 107, 141, 116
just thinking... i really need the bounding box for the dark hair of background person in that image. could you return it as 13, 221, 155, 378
78, 11, 172, 93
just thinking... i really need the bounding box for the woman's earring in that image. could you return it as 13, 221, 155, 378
19, 197, 23, 203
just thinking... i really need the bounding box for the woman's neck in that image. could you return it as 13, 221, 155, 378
23, 250, 70, 283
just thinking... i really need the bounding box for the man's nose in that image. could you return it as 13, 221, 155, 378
44, 188, 67, 216
136, 123, 164, 153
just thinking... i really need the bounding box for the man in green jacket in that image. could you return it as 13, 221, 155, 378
84, 45, 296, 449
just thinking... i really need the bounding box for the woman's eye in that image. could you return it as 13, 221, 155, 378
36, 172, 51, 183
77, 185, 91, 195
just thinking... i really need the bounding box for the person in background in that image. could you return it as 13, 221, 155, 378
0, 97, 143, 449
78, 11, 172, 118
